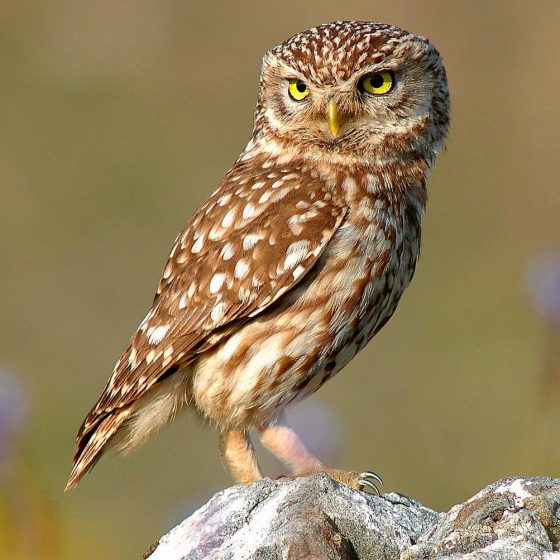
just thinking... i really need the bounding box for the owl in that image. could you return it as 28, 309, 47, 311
66, 21, 449, 492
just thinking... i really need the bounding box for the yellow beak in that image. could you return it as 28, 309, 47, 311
327, 99, 340, 137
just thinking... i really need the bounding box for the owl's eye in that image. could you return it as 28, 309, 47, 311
359, 71, 395, 95
288, 80, 311, 101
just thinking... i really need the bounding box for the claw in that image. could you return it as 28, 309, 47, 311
362, 470, 384, 485
358, 470, 384, 496
359, 478, 380, 495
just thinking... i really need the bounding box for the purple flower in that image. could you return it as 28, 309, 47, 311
526, 252, 560, 327
285, 398, 344, 465
0, 365, 29, 469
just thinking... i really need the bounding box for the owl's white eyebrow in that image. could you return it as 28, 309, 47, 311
275, 60, 307, 80
356, 67, 396, 80
358, 62, 397, 75
282, 71, 308, 82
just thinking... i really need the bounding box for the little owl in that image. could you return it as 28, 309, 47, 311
66, 21, 449, 492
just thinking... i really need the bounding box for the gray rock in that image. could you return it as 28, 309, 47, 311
405, 477, 560, 559
145, 475, 560, 560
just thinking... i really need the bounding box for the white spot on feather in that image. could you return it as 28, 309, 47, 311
208, 224, 223, 241
211, 302, 226, 322
147, 325, 169, 344
218, 193, 232, 206
162, 345, 174, 367
243, 233, 262, 251
288, 218, 304, 236
163, 263, 173, 279
234, 259, 250, 280
191, 234, 205, 254
292, 265, 306, 280
222, 208, 237, 228
187, 281, 197, 297
221, 242, 235, 260
283, 240, 310, 270
128, 348, 137, 367
258, 190, 272, 204
179, 292, 189, 309
238, 286, 253, 304
209, 273, 225, 294
242, 203, 256, 220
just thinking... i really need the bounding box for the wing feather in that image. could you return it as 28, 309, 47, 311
76, 163, 347, 446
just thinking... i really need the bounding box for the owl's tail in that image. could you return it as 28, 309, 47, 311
65, 369, 189, 491
64, 407, 132, 491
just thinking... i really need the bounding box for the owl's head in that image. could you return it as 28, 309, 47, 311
253, 21, 449, 165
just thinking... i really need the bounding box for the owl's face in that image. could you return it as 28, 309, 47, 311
254, 21, 449, 164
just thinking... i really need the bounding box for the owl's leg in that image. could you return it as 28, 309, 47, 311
258, 414, 382, 494
219, 429, 263, 485
258, 414, 323, 476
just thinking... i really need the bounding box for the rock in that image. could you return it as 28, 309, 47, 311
145, 474, 560, 560
405, 477, 560, 559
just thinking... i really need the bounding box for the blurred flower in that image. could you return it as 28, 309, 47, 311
526, 252, 560, 327
0, 364, 29, 471
525, 251, 560, 471
286, 398, 344, 466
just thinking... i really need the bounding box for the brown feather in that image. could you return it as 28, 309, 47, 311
65, 407, 132, 491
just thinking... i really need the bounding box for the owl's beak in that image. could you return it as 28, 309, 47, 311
327, 99, 341, 137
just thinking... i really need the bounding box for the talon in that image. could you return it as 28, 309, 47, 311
321, 468, 383, 493
361, 470, 384, 486
358, 478, 380, 495
358, 470, 383, 495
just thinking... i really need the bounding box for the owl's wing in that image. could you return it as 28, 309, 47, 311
75, 167, 347, 451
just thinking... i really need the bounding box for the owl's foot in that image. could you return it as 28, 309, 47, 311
257, 417, 383, 494
276, 469, 383, 495
323, 468, 383, 495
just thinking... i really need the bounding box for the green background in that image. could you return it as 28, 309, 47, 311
2, 1, 560, 558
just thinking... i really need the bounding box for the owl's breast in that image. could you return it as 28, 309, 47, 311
304, 184, 425, 375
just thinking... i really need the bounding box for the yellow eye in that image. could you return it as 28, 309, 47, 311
288, 79, 310, 101
360, 71, 394, 95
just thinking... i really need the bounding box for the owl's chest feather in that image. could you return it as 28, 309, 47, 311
304, 177, 425, 372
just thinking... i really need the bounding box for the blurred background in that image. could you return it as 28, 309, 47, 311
1, 1, 560, 557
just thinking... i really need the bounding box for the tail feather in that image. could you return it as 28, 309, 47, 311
65, 407, 132, 491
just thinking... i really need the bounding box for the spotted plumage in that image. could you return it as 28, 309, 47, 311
66, 20, 449, 491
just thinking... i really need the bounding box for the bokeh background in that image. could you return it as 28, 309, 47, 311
2, 1, 560, 557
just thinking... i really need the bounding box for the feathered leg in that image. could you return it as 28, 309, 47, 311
219, 429, 262, 484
